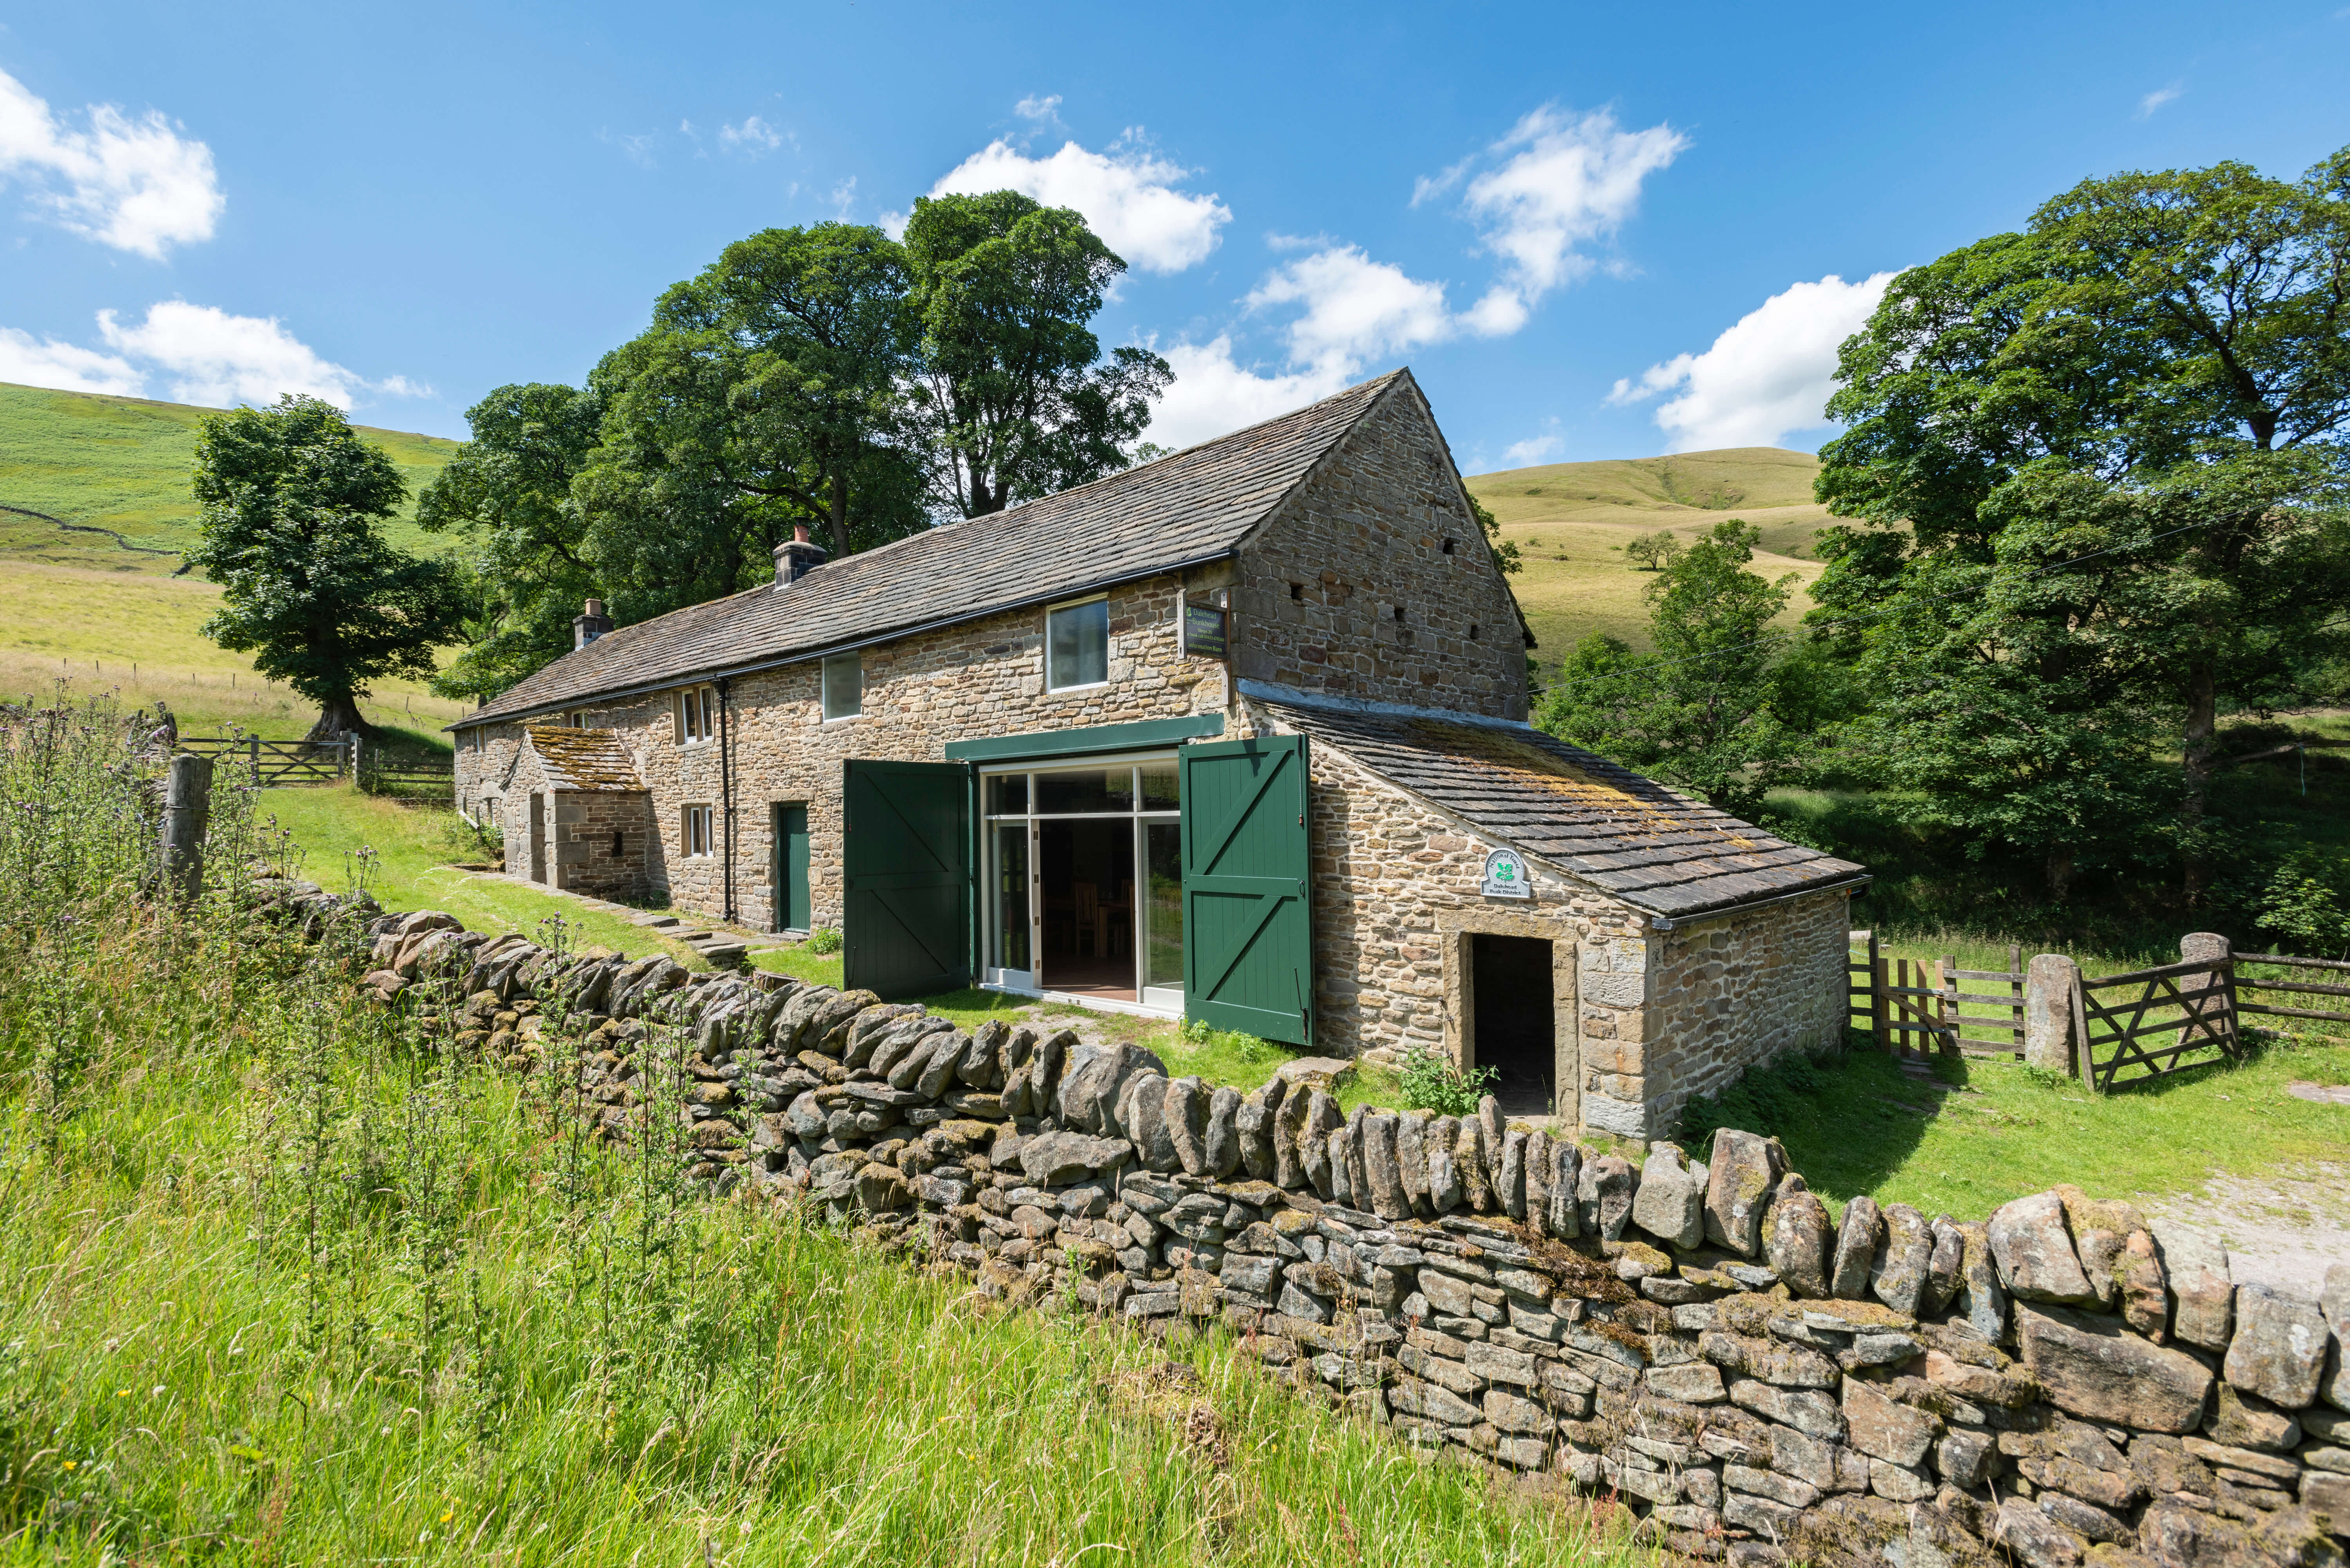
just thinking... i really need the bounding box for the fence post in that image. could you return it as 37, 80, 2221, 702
247, 734, 261, 783
160, 751, 214, 901
1940, 955, 1959, 1054
351, 733, 363, 789
2025, 954, 2081, 1077
2008, 944, 2025, 1056
2178, 932, 2233, 1054
1871, 936, 1889, 1053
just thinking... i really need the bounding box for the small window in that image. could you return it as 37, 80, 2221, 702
683, 804, 714, 858
564, 710, 586, 729
1289, 582, 1304, 602
1442, 538, 1457, 555
674, 685, 715, 745
1046, 597, 1109, 690
1469, 623, 1481, 641
609, 829, 624, 857
822, 652, 863, 720
1393, 605, 1407, 623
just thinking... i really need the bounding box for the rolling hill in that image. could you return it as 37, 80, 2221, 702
0, 380, 463, 573
1465, 446, 1835, 661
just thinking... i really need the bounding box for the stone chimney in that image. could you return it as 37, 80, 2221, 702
573, 597, 614, 650
774, 523, 829, 587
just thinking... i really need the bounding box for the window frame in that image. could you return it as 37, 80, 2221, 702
1044, 594, 1111, 693
821, 651, 864, 722
682, 802, 715, 859
674, 685, 715, 746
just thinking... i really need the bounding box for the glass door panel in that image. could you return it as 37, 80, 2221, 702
990, 822, 1031, 976
1142, 819, 1183, 1006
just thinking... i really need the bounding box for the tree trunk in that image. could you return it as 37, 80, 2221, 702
827, 470, 851, 556
2180, 663, 2217, 905
2045, 847, 2076, 905
306, 696, 368, 743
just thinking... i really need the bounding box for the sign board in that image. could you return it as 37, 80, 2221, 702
1480, 846, 1532, 900
1181, 600, 1229, 661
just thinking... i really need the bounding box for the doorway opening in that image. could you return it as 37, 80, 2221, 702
528, 792, 548, 884
1039, 818, 1134, 998
1471, 933, 1554, 1116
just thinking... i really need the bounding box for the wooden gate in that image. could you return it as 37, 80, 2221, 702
179, 736, 350, 784
2077, 958, 2239, 1090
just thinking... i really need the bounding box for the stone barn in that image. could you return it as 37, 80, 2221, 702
451, 370, 1866, 1137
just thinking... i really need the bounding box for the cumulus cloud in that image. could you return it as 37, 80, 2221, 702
1013, 94, 1063, 121
1500, 422, 1564, 468
1446, 105, 1687, 336
1244, 244, 1453, 376
927, 133, 1231, 273
1609, 272, 1895, 451
0, 327, 143, 394
1144, 336, 1358, 452
0, 67, 222, 258
719, 115, 787, 154
2137, 82, 2184, 118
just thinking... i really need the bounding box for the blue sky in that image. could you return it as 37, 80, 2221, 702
4, 2, 2347, 472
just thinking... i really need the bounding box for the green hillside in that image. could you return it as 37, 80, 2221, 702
0, 380, 463, 573
1466, 446, 1836, 661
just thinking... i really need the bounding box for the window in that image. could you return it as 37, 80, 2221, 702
564, 710, 586, 728
674, 685, 715, 745
682, 803, 714, 858
1046, 597, 1109, 690
822, 652, 863, 720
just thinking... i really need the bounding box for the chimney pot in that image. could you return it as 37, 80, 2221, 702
572, 596, 614, 650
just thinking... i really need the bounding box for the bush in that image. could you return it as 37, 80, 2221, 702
1396, 1046, 1496, 1117
805, 925, 842, 954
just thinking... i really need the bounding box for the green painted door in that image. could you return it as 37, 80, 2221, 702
1180, 735, 1312, 1044
843, 760, 972, 999
773, 803, 811, 933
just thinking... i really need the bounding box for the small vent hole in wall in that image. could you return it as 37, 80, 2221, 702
1442, 538, 1456, 555
1289, 582, 1304, 601
1469, 623, 1480, 640
1393, 605, 1406, 623
611, 830, 624, 856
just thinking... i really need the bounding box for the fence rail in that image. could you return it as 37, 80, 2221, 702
178, 735, 350, 785
1845, 931, 2347, 1093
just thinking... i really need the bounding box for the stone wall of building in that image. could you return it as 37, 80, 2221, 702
551, 789, 656, 900
1232, 385, 1530, 722
338, 899, 2350, 1568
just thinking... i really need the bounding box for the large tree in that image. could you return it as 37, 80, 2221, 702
188, 396, 466, 741
1817, 145, 2350, 898
414, 381, 602, 701
902, 191, 1170, 517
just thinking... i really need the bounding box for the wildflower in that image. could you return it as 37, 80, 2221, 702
63, 1460, 76, 1470
151, 1386, 164, 1396
441, 1511, 454, 1523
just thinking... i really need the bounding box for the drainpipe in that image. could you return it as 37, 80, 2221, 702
717, 676, 737, 925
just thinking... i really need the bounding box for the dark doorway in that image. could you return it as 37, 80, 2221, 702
528, 793, 547, 883
1472, 933, 1554, 1116
1039, 818, 1135, 999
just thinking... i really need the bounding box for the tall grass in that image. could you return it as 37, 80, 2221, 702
0, 695, 1635, 1566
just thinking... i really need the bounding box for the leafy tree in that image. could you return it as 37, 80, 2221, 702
414, 382, 603, 701
188, 396, 465, 741
1817, 145, 2350, 899
1465, 494, 1523, 576
1539, 520, 1798, 815
901, 191, 1170, 517
1616, 529, 1683, 571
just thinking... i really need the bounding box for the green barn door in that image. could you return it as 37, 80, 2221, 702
843, 760, 972, 999
773, 803, 811, 933
1181, 735, 1312, 1045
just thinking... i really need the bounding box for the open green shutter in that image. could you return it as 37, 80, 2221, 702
1181, 734, 1312, 1045
842, 759, 972, 1000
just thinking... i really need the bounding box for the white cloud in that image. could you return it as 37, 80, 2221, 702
1144, 336, 1358, 451
927, 134, 1230, 273
2137, 82, 2184, 118
1610, 271, 1896, 452
1501, 423, 1563, 468
0, 327, 143, 394
1013, 94, 1062, 121
1448, 105, 1687, 336
719, 115, 787, 154
1244, 244, 1453, 376
0, 67, 222, 258
98, 302, 371, 408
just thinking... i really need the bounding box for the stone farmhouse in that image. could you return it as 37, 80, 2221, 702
451, 370, 1866, 1138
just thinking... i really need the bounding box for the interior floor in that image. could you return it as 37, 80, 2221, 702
1039, 819, 1137, 1001
1473, 933, 1555, 1116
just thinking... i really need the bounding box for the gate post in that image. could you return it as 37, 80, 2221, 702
160, 751, 214, 901
2024, 954, 2080, 1077
2178, 932, 2233, 1053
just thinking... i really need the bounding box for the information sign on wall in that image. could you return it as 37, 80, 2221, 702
1480, 846, 1532, 899
1181, 600, 1229, 660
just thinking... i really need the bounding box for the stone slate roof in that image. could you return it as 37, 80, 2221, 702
1253, 695, 1866, 921
458, 371, 1414, 728
521, 726, 644, 791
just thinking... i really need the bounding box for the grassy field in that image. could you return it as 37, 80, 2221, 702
0, 558, 470, 744
0, 380, 462, 573
1464, 447, 1832, 661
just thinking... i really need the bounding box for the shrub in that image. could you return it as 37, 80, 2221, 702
805, 925, 842, 955
1396, 1046, 1496, 1117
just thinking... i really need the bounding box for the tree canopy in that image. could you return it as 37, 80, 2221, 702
188, 396, 466, 739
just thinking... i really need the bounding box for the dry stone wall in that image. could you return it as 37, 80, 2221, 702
334, 898, 2349, 1568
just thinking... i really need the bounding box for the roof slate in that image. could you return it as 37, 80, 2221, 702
461, 370, 1410, 727
1253, 696, 1866, 920
522, 726, 645, 791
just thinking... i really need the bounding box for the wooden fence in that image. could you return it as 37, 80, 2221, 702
178, 735, 350, 786
1846, 931, 2350, 1093
358, 751, 454, 798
